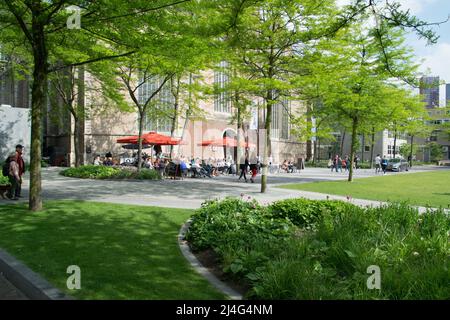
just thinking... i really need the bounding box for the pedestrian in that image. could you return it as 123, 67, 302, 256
354, 155, 359, 169
14, 144, 25, 198
238, 155, 249, 182
337, 156, 343, 172
375, 154, 382, 173
250, 155, 258, 183
6, 153, 21, 200
381, 155, 388, 175
332, 155, 339, 172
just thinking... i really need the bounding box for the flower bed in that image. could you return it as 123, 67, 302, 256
186, 197, 450, 300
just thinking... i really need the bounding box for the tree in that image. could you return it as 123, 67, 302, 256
226, 0, 339, 193
0, 1, 192, 210
304, 20, 425, 181
0, 0, 228, 210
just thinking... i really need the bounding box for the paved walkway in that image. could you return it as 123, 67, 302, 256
2, 166, 448, 210
0, 274, 27, 300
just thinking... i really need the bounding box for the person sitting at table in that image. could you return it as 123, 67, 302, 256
217, 159, 226, 174
103, 156, 113, 166
287, 161, 294, 173
201, 160, 212, 178
180, 158, 188, 177
144, 157, 153, 169
281, 159, 288, 172
93, 155, 102, 166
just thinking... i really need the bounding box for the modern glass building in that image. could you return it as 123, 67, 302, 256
419, 76, 440, 109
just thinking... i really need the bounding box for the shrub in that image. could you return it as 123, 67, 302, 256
186, 198, 295, 281
251, 204, 450, 300
60, 165, 161, 180
0, 174, 10, 185
268, 198, 358, 230
187, 198, 450, 300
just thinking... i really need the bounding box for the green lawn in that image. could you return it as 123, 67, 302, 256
279, 170, 450, 208
0, 201, 225, 300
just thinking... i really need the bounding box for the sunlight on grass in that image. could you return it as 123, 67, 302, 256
279, 170, 450, 208
0, 201, 225, 300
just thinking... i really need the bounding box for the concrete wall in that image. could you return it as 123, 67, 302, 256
0, 104, 31, 163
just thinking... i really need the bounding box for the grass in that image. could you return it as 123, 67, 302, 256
279, 170, 450, 208
0, 201, 225, 300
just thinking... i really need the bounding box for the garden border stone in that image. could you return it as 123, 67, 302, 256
178, 219, 243, 300
0, 248, 73, 300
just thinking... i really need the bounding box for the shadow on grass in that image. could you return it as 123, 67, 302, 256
0, 201, 225, 300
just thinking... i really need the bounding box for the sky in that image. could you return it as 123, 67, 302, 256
337, 0, 450, 102
399, 0, 450, 103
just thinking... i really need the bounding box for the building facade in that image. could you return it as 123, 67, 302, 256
42, 67, 309, 167
420, 76, 440, 109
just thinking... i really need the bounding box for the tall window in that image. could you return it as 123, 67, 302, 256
214, 61, 231, 113
271, 98, 290, 140
138, 76, 174, 133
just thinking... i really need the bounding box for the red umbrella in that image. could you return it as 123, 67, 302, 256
117, 132, 183, 146
199, 137, 255, 148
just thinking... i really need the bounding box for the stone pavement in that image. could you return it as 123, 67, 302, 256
2, 165, 447, 210
0, 274, 27, 300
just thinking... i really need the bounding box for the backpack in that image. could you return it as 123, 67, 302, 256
2, 158, 10, 177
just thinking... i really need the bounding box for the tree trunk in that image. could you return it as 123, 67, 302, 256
261, 90, 273, 193
409, 135, 414, 167
313, 139, 317, 164
348, 117, 358, 182
393, 129, 398, 159
361, 134, 365, 163
73, 116, 82, 168
137, 111, 144, 173
29, 20, 48, 212
369, 127, 375, 169
75, 66, 85, 167
170, 100, 179, 159
236, 96, 241, 175
340, 130, 346, 155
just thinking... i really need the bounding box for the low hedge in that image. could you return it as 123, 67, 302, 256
60, 165, 161, 180
268, 198, 358, 230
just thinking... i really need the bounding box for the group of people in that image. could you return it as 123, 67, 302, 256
237, 155, 260, 183
281, 160, 297, 173
2, 144, 25, 200
374, 154, 389, 175
328, 154, 360, 172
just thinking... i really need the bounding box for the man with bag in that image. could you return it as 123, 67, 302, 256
14, 144, 25, 198
6, 153, 21, 200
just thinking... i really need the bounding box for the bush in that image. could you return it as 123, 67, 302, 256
187, 198, 450, 300
268, 198, 358, 230
251, 204, 450, 300
0, 174, 10, 185
186, 198, 295, 281
60, 165, 161, 180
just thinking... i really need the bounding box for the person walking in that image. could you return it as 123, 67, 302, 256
238, 155, 249, 182
6, 153, 21, 201
250, 155, 258, 183
14, 144, 25, 198
375, 154, 382, 174
381, 155, 388, 175
332, 155, 339, 172
337, 156, 343, 172
354, 155, 359, 169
